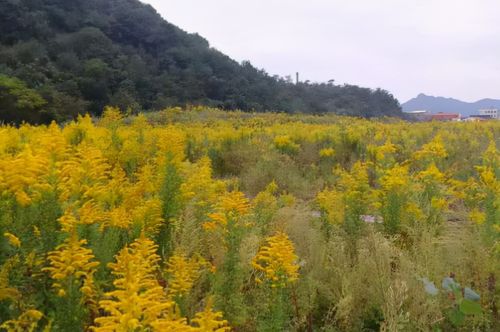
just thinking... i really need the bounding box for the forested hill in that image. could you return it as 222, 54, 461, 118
0, 0, 402, 123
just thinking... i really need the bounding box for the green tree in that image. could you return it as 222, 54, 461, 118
0, 75, 48, 124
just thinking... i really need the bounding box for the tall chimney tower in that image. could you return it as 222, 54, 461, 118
296, 72, 299, 84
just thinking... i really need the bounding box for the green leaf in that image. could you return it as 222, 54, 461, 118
459, 299, 482, 315
448, 309, 465, 326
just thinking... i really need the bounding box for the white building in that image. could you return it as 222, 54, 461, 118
478, 108, 499, 119
403, 110, 431, 121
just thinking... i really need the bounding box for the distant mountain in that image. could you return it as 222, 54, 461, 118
0, 0, 401, 124
402, 94, 500, 116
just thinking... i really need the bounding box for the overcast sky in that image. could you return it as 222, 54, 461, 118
142, 0, 500, 103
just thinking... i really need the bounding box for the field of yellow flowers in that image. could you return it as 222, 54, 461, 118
0, 107, 499, 331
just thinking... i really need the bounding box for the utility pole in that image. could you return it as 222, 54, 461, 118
296, 72, 299, 84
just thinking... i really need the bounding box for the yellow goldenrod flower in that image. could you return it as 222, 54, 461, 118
180, 156, 225, 208
274, 135, 300, 154
77, 200, 107, 226
191, 297, 231, 332
0, 148, 50, 206
316, 189, 345, 225
150, 319, 195, 332
165, 253, 208, 298
57, 208, 79, 233
413, 135, 448, 160
131, 198, 165, 235
14, 190, 32, 206
406, 202, 424, 222
57, 144, 111, 203
417, 163, 445, 183
106, 206, 133, 229
99, 106, 123, 127
204, 191, 250, 231
43, 233, 99, 301
252, 232, 299, 287
33, 226, 41, 238
219, 191, 250, 216
431, 197, 448, 211
482, 139, 499, 167
93, 234, 190, 331
4, 232, 21, 248
0, 309, 43, 332
319, 147, 335, 158
476, 166, 498, 191
380, 164, 410, 191
469, 208, 486, 225
376, 140, 397, 161
0, 256, 20, 302
155, 126, 186, 162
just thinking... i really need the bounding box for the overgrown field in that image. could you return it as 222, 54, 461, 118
0, 107, 499, 331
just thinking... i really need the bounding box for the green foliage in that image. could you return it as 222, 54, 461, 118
50, 283, 89, 331
157, 154, 183, 259
0, 75, 48, 124
214, 218, 248, 325
256, 287, 293, 331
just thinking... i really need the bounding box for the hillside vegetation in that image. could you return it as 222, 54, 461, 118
0, 0, 401, 124
0, 107, 499, 331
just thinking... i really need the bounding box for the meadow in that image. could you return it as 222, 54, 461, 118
0, 107, 499, 331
